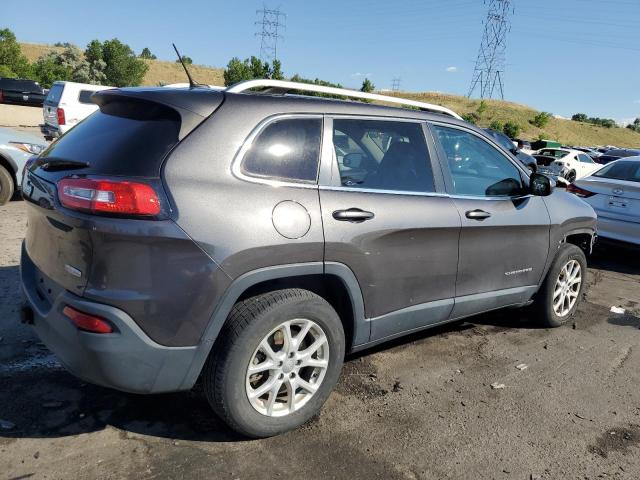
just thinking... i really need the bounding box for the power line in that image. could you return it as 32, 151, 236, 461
468, 0, 513, 100
255, 6, 286, 62
392, 77, 401, 92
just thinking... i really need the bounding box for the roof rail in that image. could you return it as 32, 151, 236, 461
225, 79, 462, 120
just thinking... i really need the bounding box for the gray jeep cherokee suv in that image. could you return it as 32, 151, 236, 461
20, 81, 597, 437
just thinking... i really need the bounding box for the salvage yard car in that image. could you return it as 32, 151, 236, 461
20, 80, 597, 438
535, 148, 601, 182
0, 127, 47, 204
568, 157, 640, 245
40, 81, 113, 140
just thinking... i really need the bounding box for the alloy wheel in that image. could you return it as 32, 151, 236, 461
245, 319, 329, 417
552, 259, 582, 317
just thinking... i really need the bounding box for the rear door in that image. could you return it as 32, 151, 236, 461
430, 123, 550, 319
319, 117, 460, 343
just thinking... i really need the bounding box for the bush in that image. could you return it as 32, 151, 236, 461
571, 113, 588, 122
476, 100, 488, 116
33, 44, 106, 87
627, 118, 640, 133
139, 47, 156, 60
360, 78, 375, 93
571, 113, 616, 129
502, 121, 521, 139
176, 55, 192, 65
489, 120, 503, 131
531, 111, 552, 128
462, 112, 480, 125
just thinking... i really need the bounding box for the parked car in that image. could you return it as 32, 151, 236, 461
0, 127, 47, 204
20, 80, 596, 438
40, 81, 113, 140
534, 148, 601, 182
571, 146, 602, 160
0, 78, 47, 107
594, 148, 640, 165
568, 157, 640, 245
483, 129, 537, 171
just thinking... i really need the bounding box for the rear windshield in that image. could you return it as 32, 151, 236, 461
594, 161, 640, 183
39, 99, 181, 177
45, 84, 64, 105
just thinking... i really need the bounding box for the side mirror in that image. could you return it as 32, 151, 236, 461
343, 153, 364, 168
530, 172, 553, 196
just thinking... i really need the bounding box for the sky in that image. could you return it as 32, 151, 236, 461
3, 0, 639, 122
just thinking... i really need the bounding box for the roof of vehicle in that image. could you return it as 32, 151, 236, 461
604, 149, 640, 156
52, 80, 114, 90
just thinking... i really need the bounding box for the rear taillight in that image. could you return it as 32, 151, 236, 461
56, 107, 65, 125
0, 90, 4, 102
63, 306, 113, 334
57, 178, 161, 216
567, 184, 595, 198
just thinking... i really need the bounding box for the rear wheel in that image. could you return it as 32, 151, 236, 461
533, 243, 587, 327
203, 289, 345, 438
565, 170, 577, 183
0, 165, 14, 205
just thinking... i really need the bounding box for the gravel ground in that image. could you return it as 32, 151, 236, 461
1, 198, 639, 480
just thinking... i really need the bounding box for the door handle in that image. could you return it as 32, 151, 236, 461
465, 209, 491, 220
332, 208, 375, 222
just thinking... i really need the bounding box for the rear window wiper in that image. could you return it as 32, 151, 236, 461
39, 158, 90, 171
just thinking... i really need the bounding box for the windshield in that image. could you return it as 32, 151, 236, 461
594, 160, 640, 183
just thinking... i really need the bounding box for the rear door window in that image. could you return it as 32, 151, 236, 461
241, 117, 322, 183
332, 118, 435, 193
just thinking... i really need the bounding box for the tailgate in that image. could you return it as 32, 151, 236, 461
22, 170, 92, 296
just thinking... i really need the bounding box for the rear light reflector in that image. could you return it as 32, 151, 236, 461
566, 184, 595, 198
57, 107, 66, 125
57, 178, 161, 216
63, 306, 113, 334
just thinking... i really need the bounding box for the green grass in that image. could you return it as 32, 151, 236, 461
19, 42, 640, 147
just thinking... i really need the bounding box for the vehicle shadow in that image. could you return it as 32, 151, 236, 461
590, 241, 640, 275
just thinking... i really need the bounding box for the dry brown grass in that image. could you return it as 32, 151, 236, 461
19, 42, 640, 147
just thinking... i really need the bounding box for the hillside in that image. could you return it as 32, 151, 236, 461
18, 42, 640, 148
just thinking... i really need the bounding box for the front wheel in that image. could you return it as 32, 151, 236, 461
203, 289, 345, 438
0, 165, 14, 205
533, 243, 587, 327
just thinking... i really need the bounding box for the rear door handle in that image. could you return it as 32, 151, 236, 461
332, 208, 375, 222
465, 209, 491, 220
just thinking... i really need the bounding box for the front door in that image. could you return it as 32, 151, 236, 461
319, 117, 461, 343
431, 124, 551, 319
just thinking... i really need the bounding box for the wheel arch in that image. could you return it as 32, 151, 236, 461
179, 261, 367, 390
0, 152, 18, 191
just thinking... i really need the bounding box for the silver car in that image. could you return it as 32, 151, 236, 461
0, 127, 47, 205
570, 157, 640, 245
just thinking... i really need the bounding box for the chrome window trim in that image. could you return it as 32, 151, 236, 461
319, 184, 533, 201
230, 113, 324, 189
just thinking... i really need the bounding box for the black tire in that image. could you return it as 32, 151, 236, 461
533, 243, 587, 327
203, 288, 345, 438
565, 170, 577, 183
0, 165, 14, 206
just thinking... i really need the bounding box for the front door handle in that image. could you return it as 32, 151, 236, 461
333, 208, 375, 222
465, 209, 491, 220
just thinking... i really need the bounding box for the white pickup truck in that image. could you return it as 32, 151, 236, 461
40, 81, 113, 140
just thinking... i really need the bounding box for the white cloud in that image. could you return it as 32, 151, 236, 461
634, 100, 640, 104
350, 72, 372, 78
617, 117, 636, 127
446, 66, 458, 73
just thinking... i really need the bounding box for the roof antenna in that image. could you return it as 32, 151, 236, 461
172, 43, 202, 88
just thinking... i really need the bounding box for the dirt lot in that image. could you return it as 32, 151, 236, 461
1, 198, 639, 480
0, 103, 44, 137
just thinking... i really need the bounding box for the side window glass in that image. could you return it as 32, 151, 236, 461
433, 125, 524, 197
241, 118, 322, 183
332, 119, 434, 193
78, 90, 95, 104
578, 154, 592, 163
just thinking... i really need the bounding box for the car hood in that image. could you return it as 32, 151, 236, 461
0, 127, 46, 146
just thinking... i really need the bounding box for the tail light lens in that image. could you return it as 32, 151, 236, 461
57, 178, 161, 216
63, 306, 113, 334
57, 107, 66, 125
567, 184, 595, 198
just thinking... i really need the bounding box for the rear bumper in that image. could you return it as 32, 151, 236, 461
39, 123, 59, 138
596, 215, 640, 246
20, 243, 199, 394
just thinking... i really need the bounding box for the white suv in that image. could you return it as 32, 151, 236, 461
536, 148, 601, 183
40, 81, 113, 140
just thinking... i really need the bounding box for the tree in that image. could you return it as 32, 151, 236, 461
476, 100, 488, 116
32, 44, 106, 88
502, 121, 521, 139
489, 120, 503, 131
626, 118, 640, 133
531, 111, 552, 128
93, 39, 148, 87
360, 78, 375, 93
0, 28, 31, 78
223, 56, 282, 86
572, 113, 588, 122
139, 47, 156, 60
176, 55, 192, 65
32, 52, 72, 88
